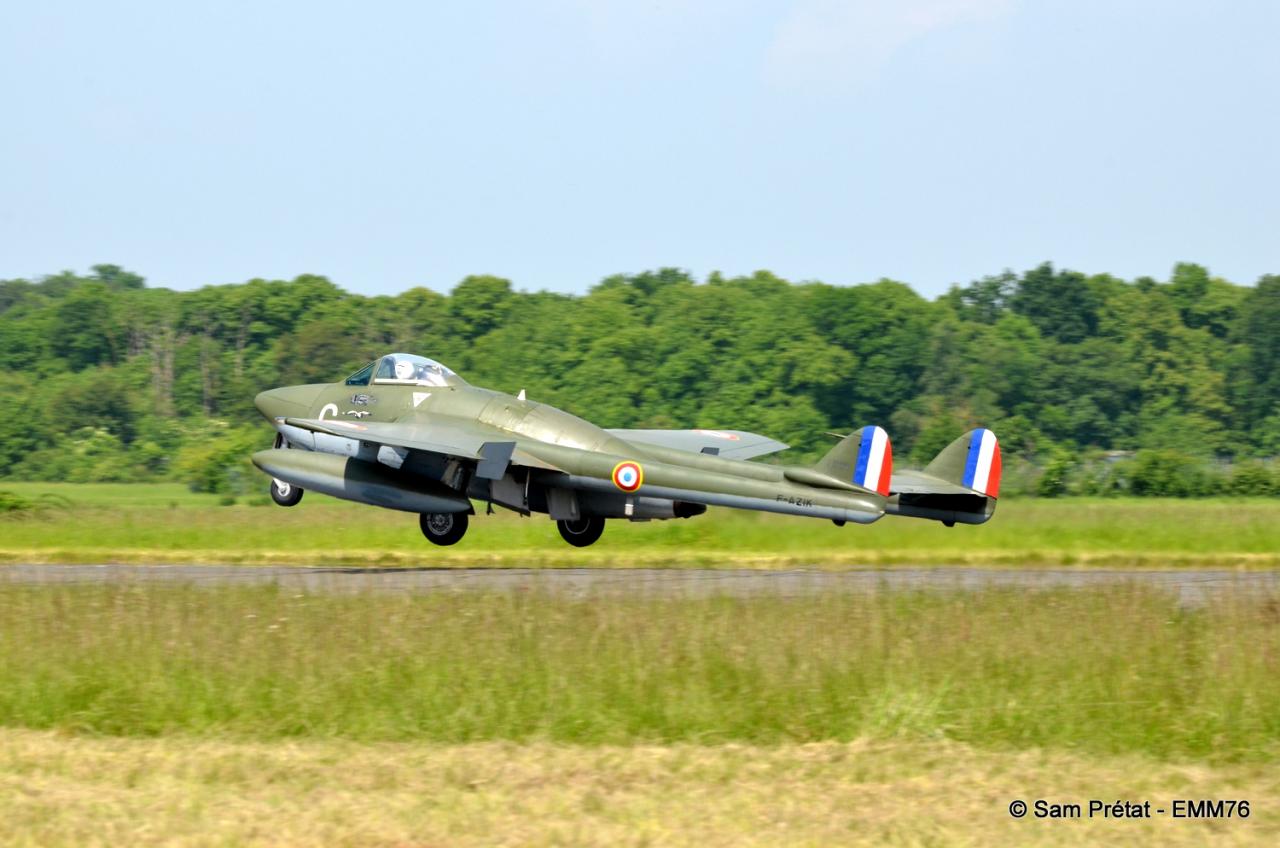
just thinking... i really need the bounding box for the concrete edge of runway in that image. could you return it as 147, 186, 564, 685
4, 562, 1277, 605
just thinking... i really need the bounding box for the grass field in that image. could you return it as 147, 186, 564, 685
1, 482, 1278, 567
3, 570, 1278, 844
3, 731, 1275, 847
2, 582, 1277, 760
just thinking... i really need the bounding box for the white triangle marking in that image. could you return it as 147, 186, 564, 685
413, 392, 431, 408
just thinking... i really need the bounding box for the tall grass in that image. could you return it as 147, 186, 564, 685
1, 582, 1277, 760
1, 482, 1279, 566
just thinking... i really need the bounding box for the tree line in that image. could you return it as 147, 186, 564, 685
0, 262, 1277, 497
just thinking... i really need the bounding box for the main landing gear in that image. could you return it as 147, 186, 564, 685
420, 511, 469, 546
557, 516, 605, 547
270, 478, 304, 507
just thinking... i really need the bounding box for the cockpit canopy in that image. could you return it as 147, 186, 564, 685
344, 354, 464, 388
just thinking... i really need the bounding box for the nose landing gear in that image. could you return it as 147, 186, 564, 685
270, 478, 304, 507
267, 433, 304, 506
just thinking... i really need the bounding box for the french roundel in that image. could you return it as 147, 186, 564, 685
611, 461, 643, 492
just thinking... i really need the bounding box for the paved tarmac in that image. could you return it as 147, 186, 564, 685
2, 563, 1276, 605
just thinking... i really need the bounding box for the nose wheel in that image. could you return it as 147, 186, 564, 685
557, 516, 604, 547
420, 511, 468, 546
270, 478, 304, 507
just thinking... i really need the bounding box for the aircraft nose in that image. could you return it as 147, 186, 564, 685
255, 388, 299, 422
255, 385, 326, 422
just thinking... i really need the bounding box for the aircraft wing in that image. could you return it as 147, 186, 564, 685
285, 417, 489, 456
608, 428, 789, 460
281, 417, 563, 471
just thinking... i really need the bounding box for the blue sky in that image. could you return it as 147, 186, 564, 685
2, 1, 1276, 297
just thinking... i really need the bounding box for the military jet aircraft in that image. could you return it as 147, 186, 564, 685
252, 353, 1000, 546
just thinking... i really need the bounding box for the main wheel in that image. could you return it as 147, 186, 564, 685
557, 516, 604, 547
270, 478, 303, 507
420, 511, 468, 546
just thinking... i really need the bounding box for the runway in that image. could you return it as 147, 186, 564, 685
2, 563, 1276, 605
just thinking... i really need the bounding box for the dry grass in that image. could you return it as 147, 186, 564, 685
2, 730, 1276, 847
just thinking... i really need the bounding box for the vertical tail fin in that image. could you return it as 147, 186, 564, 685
815, 425, 893, 496
924, 428, 1002, 497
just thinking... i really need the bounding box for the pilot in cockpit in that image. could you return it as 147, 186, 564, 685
370, 353, 458, 387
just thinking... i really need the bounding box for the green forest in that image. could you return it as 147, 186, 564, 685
1, 262, 1277, 498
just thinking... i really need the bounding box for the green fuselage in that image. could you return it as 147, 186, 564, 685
254, 377, 886, 524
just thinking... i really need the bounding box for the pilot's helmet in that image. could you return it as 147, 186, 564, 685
394, 359, 415, 381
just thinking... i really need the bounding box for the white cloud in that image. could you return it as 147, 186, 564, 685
764, 0, 1016, 89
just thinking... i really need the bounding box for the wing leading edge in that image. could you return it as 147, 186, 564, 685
280, 417, 563, 471
608, 428, 789, 460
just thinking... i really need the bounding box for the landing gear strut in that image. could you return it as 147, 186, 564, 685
420, 511, 468, 546
557, 516, 604, 547
270, 478, 304, 507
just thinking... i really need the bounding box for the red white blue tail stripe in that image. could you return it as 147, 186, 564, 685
961, 428, 1002, 497
852, 425, 892, 496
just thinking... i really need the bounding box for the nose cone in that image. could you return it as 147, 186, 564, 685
254, 386, 321, 422
254, 389, 291, 422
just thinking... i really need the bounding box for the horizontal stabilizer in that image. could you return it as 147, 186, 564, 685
887, 469, 975, 496
782, 467, 861, 491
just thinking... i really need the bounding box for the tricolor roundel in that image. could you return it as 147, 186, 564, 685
852, 425, 893, 497
611, 461, 644, 492
961, 428, 1002, 498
